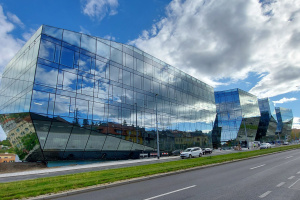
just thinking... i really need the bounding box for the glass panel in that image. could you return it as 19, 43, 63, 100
35, 64, 58, 88
97, 40, 110, 59
60, 47, 76, 68
111, 47, 122, 64
102, 136, 121, 150
63, 30, 81, 47
30, 90, 49, 114
43, 25, 63, 40
95, 59, 109, 78
117, 140, 133, 150
33, 120, 51, 148
85, 131, 106, 150
65, 126, 90, 150
39, 39, 55, 61
43, 122, 72, 150
78, 53, 91, 73
81, 34, 96, 53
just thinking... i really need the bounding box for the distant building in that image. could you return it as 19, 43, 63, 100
256, 98, 278, 142
213, 89, 261, 148
0, 153, 15, 163
275, 107, 293, 141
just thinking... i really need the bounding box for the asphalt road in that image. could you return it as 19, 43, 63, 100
53, 149, 300, 200
0, 149, 233, 183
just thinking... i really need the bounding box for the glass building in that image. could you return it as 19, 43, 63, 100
275, 107, 293, 141
255, 98, 278, 142
0, 25, 216, 162
213, 89, 261, 148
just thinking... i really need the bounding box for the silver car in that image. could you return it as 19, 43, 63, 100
180, 147, 203, 159
260, 143, 271, 149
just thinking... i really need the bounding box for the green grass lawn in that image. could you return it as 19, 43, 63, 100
1, 144, 300, 200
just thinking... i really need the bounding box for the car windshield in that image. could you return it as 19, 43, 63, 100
183, 148, 192, 152
261, 143, 267, 146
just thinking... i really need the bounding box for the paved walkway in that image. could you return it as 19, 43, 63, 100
0, 156, 179, 178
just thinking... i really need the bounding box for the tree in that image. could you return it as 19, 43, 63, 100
0, 140, 12, 147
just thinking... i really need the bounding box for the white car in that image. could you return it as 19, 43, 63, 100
180, 147, 203, 159
260, 143, 271, 149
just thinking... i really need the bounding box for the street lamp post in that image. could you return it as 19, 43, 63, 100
155, 94, 160, 159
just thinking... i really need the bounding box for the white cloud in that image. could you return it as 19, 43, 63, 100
273, 97, 297, 105
103, 34, 115, 41
0, 5, 25, 141
292, 117, 300, 129
22, 28, 36, 41
0, 5, 25, 72
79, 26, 91, 35
129, 0, 300, 95
82, 0, 119, 22
6, 11, 24, 28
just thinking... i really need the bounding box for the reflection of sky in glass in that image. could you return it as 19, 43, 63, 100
27, 25, 216, 134
276, 107, 293, 134
258, 98, 277, 122
215, 89, 260, 142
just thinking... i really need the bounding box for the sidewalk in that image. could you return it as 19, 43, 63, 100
0, 156, 176, 178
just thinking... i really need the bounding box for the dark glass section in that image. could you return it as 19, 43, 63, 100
214, 89, 261, 148
256, 98, 278, 142
276, 107, 293, 141
0, 113, 43, 161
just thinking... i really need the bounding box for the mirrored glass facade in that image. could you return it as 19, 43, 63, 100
256, 98, 277, 142
213, 89, 261, 148
275, 107, 293, 140
0, 25, 216, 161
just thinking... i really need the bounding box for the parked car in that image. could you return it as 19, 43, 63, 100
180, 147, 203, 159
203, 148, 213, 155
283, 141, 289, 145
260, 143, 271, 149
171, 149, 183, 156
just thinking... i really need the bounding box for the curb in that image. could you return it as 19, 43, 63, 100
31, 147, 299, 200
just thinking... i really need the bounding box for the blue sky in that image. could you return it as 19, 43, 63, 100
0, 0, 299, 140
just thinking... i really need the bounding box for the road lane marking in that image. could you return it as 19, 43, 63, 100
289, 179, 300, 189
285, 156, 293, 159
259, 191, 272, 198
288, 176, 295, 180
144, 185, 197, 200
276, 182, 285, 187
250, 164, 266, 170
297, 171, 300, 174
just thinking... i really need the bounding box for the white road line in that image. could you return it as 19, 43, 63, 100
285, 156, 293, 159
289, 179, 300, 189
297, 171, 300, 174
288, 176, 295, 180
144, 185, 197, 200
250, 164, 266, 170
276, 182, 285, 187
259, 191, 272, 198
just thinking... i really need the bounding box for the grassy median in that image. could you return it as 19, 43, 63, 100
1, 144, 300, 200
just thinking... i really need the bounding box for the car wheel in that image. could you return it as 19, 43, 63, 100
199, 153, 202, 157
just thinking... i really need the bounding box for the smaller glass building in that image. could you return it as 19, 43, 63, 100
275, 107, 293, 141
213, 89, 261, 148
256, 98, 278, 142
